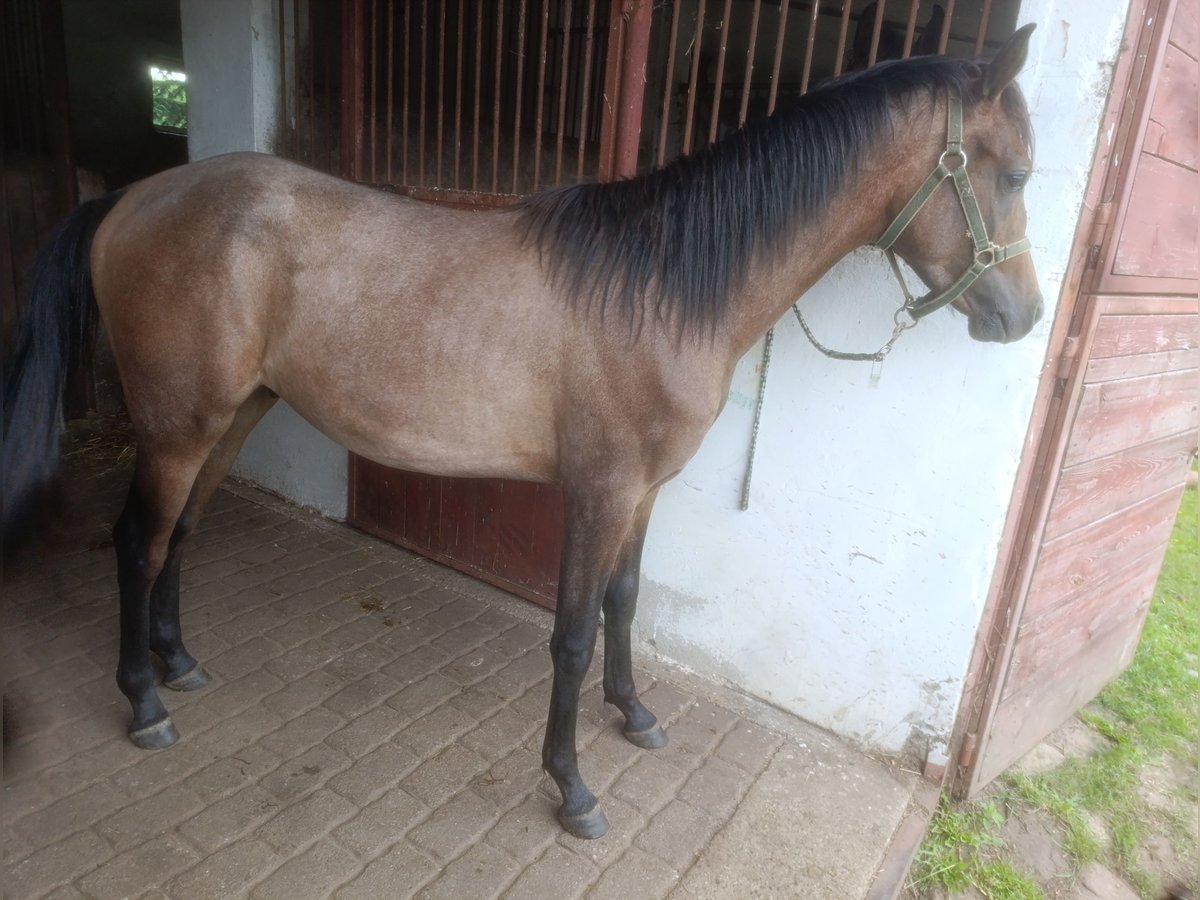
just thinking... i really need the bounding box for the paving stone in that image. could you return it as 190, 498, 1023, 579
407, 787, 499, 861
256, 787, 359, 853
1069, 861, 1142, 899
335, 840, 438, 900
333, 788, 429, 858
416, 840, 522, 900
714, 721, 784, 775
470, 747, 546, 811
677, 755, 752, 820
4, 828, 113, 899
394, 703, 478, 758
485, 622, 548, 659
400, 744, 490, 808
609, 753, 689, 816
556, 796, 643, 866
327, 704, 410, 759
441, 645, 509, 685
259, 742, 351, 802
167, 838, 282, 898
183, 743, 282, 804
635, 799, 719, 868
323, 671, 403, 719
250, 837, 360, 900
587, 845, 679, 900
192, 703, 289, 758
386, 672, 463, 719
13, 780, 129, 850
179, 784, 283, 853
76, 833, 199, 900
260, 668, 346, 719
95, 782, 207, 852
258, 706, 346, 758
327, 741, 421, 806
504, 843, 598, 900
378, 644, 453, 686
485, 796, 561, 864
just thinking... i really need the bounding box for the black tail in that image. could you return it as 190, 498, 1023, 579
1, 192, 123, 544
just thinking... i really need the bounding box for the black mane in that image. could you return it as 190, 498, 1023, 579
519, 54, 1030, 337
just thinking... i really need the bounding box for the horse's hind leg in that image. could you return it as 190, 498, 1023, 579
151, 389, 278, 692
113, 444, 217, 749
602, 489, 667, 749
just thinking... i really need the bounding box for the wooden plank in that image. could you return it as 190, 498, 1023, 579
1090, 313, 1199, 358
1143, 42, 1198, 169
1085, 346, 1198, 381
1095, 296, 1200, 316
1063, 369, 1198, 466
1002, 551, 1161, 701
975, 610, 1147, 788
1024, 485, 1183, 621
1045, 430, 1197, 540
1173, 0, 1198, 60
1113, 153, 1199, 280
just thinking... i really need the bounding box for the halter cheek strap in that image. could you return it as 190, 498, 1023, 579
873, 92, 1032, 320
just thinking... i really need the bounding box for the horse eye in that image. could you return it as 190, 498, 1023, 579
1004, 171, 1030, 191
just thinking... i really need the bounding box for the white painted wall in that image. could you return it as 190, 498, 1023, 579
634, 0, 1132, 754
181, 0, 1131, 753
181, 0, 349, 518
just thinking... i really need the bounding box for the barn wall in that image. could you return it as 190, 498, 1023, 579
633, 0, 1133, 756
180, 0, 1133, 754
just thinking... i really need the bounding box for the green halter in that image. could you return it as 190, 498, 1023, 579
874, 92, 1032, 320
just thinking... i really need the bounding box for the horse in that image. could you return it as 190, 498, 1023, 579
1, 25, 1041, 839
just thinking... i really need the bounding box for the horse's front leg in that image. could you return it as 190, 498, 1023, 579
542, 487, 638, 840
602, 489, 666, 749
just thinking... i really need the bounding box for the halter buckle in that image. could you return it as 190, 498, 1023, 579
938, 147, 968, 170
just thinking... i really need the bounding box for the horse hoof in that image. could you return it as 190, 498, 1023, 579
164, 664, 211, 692
623, 722, 668, 750
559, 804, 610, 840
128, 717, 179, 750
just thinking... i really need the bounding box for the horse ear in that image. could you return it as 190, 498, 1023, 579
983, 23, 1035, 100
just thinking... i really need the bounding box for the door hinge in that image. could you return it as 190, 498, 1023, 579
1085, 201, 1115, 269
958, 731, 978, 769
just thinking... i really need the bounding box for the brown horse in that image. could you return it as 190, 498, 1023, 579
2, 27, 1040, 838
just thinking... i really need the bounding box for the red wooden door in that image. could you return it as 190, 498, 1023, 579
953, 0, 1198, 794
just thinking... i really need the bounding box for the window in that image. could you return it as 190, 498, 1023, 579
150, 65, 187, 133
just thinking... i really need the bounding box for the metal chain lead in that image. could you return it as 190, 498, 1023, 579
739, 326, 774, 511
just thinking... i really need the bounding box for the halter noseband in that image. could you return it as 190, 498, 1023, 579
874, 92, 1032, 320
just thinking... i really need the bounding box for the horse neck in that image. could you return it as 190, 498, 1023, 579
723, 102, 942, 359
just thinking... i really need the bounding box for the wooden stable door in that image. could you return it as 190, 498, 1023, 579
954, 0, 1198, 794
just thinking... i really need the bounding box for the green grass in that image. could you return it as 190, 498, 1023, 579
910, 486, 1198, 899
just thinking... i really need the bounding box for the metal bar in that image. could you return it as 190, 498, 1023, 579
554, 0, 574, 184
682, 0, 706, 155
454, 0, 464, 189
386, 0, 395, 181
975, 0, 993, 55
419, 0, 428, 186
614, 0, 652, 178
437, 0, 446, 186
308, 0, 316, 163
492, 0, 504, 192
368, 0, 377, 180
532, 0, 551, 190
737, 0, 761, 127
294, 0, 302, 160
707, 0, 732, 145
902, 0, 919, 57
511, 0, 528, 194
656, 0, 682, 167
324, 13, 333, 171
472, 0, 483, 191
340, 0, 365, 181
798, 0, 817, 94
867, 0, 886, 67
401, 0, 411, 185
279, 0, 287, 153
576, 0, 597, 180
938, 0, 956, 54
768, 0, 791, 110
596, 1, 624, 180
833, 0, 852, 76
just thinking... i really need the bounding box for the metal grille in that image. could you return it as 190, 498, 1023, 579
276, 0, 343, 175
637, 0, 1022, 174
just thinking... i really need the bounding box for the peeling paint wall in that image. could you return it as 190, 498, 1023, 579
634, 0, 1133, 754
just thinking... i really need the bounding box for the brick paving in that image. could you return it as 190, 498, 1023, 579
2, 428, 915, 899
